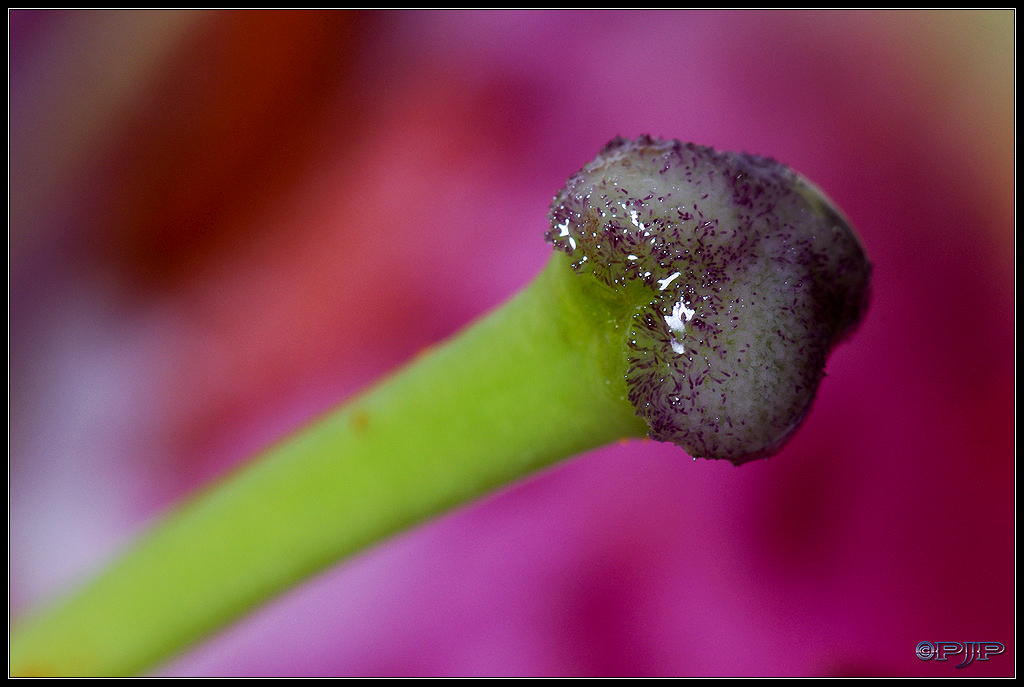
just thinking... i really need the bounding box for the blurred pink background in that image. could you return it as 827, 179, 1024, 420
9, 10, 1014, 677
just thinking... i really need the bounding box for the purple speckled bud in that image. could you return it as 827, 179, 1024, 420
546, 135, 871, 464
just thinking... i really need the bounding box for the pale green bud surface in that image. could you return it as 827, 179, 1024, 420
546, 136, 871, 464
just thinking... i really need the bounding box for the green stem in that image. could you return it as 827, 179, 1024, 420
9, 252, 648, 677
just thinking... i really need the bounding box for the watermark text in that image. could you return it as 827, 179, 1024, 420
916, 641, 1005, 668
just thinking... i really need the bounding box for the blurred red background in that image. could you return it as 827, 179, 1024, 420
9, 10, 1014, 677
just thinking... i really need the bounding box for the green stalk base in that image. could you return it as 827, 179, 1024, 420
10, 252, 648, 677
